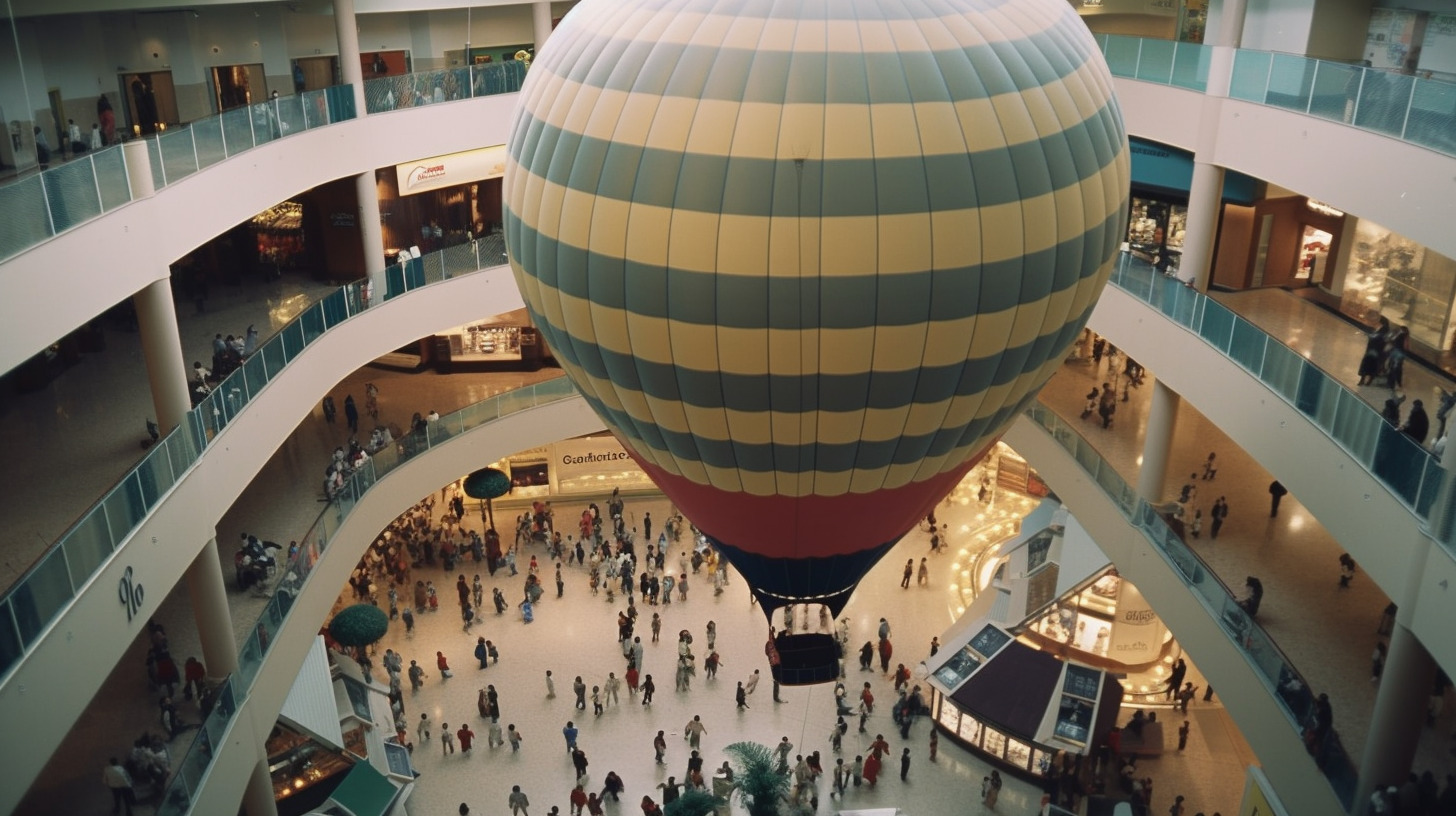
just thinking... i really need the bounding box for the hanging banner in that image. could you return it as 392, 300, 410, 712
1108, 582, 1165, 660
395, 144, 508, 196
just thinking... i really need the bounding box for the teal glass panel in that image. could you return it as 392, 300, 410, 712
1259, 342, 1304, 402
1308, 61, 1361, 123
0, 175, 53, 262
243, 352, 268, 398
91, 147, 132, 212
102, 476, 146, 543
158, 129, 199, 181
275, 96, 306, 136
0, 600, 21, 679
1354, 71, 1414, 138
1228, 50, 1273, 103
1170, 43, 1209, 91
147, 137, 166, 190
191, 117, 226, 168
12, 547, 73, 645
1404, 77, 1456, 153
41, 159, 103, 233
221, 108, 254, 156
1134, 38, 1175, 84
1102, 35, 1141, 78
60, 510, 114, 592
1265, 53, 1315, 113
1226, 317, 1267, 372
262, 334, 287, 378
1330, 388, 1381, 463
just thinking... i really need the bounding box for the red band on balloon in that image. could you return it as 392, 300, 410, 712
634, 440, 995, 560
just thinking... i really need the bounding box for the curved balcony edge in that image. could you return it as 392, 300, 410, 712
178, 395, 604, 816
0, 266, 527, 816
1004, 414, 1352, 815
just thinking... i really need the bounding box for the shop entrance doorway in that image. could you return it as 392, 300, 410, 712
1296, 225, 1333, 286
292, 56, 339, 93
211, 63, 268, 112
118, 71, 178, 135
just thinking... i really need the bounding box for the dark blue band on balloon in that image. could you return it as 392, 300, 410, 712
707, 535, 901, 617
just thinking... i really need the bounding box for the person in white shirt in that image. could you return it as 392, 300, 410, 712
90, 123, 103, 150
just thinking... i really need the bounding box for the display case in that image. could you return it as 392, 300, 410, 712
447, 323, 523, 361
1339, 218, 1456, 351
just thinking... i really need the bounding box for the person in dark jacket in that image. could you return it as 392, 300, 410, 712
1403, 399, 1430, 444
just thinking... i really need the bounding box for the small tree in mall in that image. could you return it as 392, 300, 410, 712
665, 789, 724, 816
724, 742, 789, 816
328, 603, 389, 674
463, 466, 512, 533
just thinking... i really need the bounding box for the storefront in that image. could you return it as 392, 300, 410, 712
1211, 195, 1348, 290
1126, 138, 1258, 277
429, 308, 551, 372
483, 435, 657, 501
378, 145, 508, 262
1337, 217, 1456, 353
927, 621, 1123, 779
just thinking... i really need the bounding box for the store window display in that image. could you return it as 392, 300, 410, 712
1339, 218, 1456, 351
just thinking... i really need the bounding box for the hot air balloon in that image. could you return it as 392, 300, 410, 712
506, 0, 1129, 683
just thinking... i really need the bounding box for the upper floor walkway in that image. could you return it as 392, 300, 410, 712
4, 37, 1456, 373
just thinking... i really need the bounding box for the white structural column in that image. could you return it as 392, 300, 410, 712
334, 0, 386, 301
1354, 439, 1455, 810
189, 537, 240, 679
243, 741, 280, 816
1137, 380, 1180, 502
1183, 0, 1249, 291
533, 1, 555, 52
133, 279, 191, 433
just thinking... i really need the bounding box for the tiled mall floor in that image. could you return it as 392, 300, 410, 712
7, 271, 1456, 814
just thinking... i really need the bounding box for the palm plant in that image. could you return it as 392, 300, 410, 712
664, 789, 724, 816
724, 742, 789, 816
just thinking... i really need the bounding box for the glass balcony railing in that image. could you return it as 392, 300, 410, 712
1094, 33, 1211, 93
1107, 255, 1451, 544
155, 375, 576, 814
0, 233, 508, 685
1092, 32, 1456, 159
0, 86, 356, 265
362, 63, 526, 115
1228, 49, 1456, 157
1021, 400, 1358, 808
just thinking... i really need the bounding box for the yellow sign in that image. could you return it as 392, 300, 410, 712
1239, 766, 1288, 816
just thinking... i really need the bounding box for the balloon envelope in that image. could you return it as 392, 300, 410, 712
506, 0, 1129, 613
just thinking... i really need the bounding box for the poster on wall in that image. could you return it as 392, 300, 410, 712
1365, 9, 1421, 71
1419, 15, 1456, 77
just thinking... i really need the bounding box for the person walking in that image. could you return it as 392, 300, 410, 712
653, 730, 667, 764
441, 722, 456, 755
574, 676, 587, 710
1178, 720, 1191, 751
1268, 480, 1288, 517
641, 674, 655, 705
736, 681, 748, 710
900, 559, 913, 589
344, 395, 359, 433
917, 558, 929, 586
684, 715, 707, 750
508, 785, 531, 816
563, 721, 579, 753
102, 757, 137, 815
1210, 497, 1228, 539
983, 769, 1002, 808
899, 747, 911, 781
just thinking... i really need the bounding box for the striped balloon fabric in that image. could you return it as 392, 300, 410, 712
505, 0, 1128, 612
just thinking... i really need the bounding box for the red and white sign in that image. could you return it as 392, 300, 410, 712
395, 144, 508, 196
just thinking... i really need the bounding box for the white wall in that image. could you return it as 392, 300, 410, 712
0, 264, 532, 816
1241, 0, 1315, 54
0, 90, 522, 374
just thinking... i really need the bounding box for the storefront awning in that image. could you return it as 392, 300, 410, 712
950, 640, 1064, 738
327, 762, 400, 816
